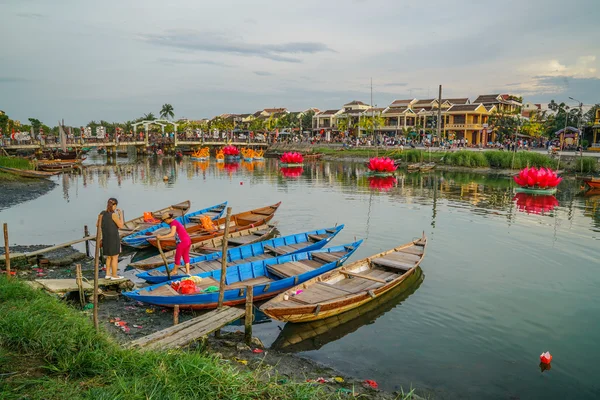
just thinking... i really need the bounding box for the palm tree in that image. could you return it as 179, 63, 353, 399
160, 104, 175, 120
143, 113, 156, 121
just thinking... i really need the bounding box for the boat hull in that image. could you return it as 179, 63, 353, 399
583, 178, 600, 189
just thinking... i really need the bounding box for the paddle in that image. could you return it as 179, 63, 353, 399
156, 238, 171, 281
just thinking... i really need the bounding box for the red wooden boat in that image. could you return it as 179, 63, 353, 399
583, 177, 600, 189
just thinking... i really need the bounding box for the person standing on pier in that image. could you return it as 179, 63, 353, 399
98, 198, 124, 280
157, 212, 191, 275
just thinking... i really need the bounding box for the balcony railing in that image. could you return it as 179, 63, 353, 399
445, 123, 483, 130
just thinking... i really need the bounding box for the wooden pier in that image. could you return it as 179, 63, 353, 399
127, 306, 245, 351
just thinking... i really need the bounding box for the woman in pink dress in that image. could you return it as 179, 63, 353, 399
156, 212, 192, 275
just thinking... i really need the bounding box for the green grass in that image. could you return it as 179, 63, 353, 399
0, 277, 333, 400
0, 156, 33, 170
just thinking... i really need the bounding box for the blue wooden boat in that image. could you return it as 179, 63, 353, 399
121, 202, 227, 249
137, 225, 345, 283
123, 241, 362, 309
190, 157, 208, 161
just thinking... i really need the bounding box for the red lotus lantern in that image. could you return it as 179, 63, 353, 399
222, 145, 240, 156
368, 176, 397, 191
280, 166, 303, 178
367, 157, 397, 175
513, 193, 559, 214
280, 152, 304, 166
513, 167, 562, 194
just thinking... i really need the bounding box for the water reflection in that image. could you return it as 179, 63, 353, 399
271, 268, 424, 353
513, 193, 559, 215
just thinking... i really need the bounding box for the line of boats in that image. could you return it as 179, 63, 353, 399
118, 200, 427, 323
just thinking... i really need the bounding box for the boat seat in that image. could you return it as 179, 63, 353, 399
371, 257, 412, 273
227, 237, 252, 246
311, 252, 340, 264
264, 245, 288, 256
171, 203, 189, 210
226, 276, 272, 289
267, 261, 313, 278
308, 234, 328, 241
252, 210, 275, 216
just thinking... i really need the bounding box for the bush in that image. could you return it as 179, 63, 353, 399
0, 156, 33, 170
570, 157, 598, 173
443, 151, 488, 167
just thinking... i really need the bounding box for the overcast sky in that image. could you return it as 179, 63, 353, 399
1, 0, 598, 125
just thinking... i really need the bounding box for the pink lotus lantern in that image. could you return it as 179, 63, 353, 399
280, 166, 303, 178
513, 167, 561, 194
367, 157, 397, 175
513, 193, 559, 214
280, 152, 304, 165
368, 176, 397, 191
222, 145, 240, 156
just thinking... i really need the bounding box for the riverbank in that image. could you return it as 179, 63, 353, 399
0, 262, 424, 399
0, 177, 56, 211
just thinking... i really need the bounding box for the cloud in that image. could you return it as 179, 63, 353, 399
15, 12, 44, 18
254, 71, 273, 76
521, 56, 598, 79
141, 30, 334, 63
157, 58, 231, 67
0, 77, 31, 83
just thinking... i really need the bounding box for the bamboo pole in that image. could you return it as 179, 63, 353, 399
84, 225, 90, 257
217, 207, 232, 308
3, 223, 10, 279
244, 285, 253, 345
156, 238, 171, 281
75, 263, 85, 307
173, 305, 179, 325
93, 215, 102, 332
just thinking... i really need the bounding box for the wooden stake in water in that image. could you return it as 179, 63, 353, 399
173, 304, 180, 326
84, 225, 90, 257
217, 207, 232, 308
75, 263, 85, 307
93, 215, 102, 332
244, 285, 253, 345
3, 223, 10, 279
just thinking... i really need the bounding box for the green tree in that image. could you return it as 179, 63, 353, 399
0, 113, 8, 136
249, 119, 264, 132
489, 111, 519, 141
336, 117, 349, 133
160, 104, 175, 120
143, 113, 156, 121
265, 114, 277, 131
301, 110, 315, 131
28, 118, 42, 133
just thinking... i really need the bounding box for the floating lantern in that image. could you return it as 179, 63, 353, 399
367, 157, 397, 176
513, 167, 562, 194
280, 152, 304, 167
540, 351, 553, 365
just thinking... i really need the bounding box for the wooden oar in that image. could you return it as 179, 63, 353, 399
156, 238, 171, 281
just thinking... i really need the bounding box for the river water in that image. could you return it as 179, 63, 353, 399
1, 154, 599, 399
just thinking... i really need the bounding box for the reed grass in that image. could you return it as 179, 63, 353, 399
0, 277, 328, 399
0, 156, 33, 170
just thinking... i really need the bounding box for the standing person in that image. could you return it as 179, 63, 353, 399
97, 198, 124, 280
157, 212, 191, 275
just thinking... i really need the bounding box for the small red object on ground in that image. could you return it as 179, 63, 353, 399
540, 351, 553, 364
363, 379, 378, 389
252, 348, 264, 353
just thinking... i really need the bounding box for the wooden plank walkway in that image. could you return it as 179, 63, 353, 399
126, 306, 245, 351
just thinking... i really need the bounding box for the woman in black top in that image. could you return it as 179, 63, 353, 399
98, 197, 124, 280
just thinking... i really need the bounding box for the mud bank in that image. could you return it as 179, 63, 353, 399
0, 177, 56, 211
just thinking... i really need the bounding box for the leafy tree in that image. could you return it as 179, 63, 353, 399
301, 110, 315, 131
160, 104, 175, 120
28, 118, 42, 133
143, 113, 156, 121
265, 114, 277, 131
489, 111, 519, 141
358, 114, 385, 137
0, 114, 8, 136
336, 117, 349, 133
249, 119, 264, 132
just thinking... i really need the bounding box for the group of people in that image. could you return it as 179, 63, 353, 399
98, 198, 192, 279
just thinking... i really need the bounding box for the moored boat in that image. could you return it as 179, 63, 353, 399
260, 233, 427, 323
146, 202, 281, 250
119, 200, 193, 239
137, 225, 344, 283
0, 166, 58, 179
583, 177, 600, 189
121, 201, 226, 246
129, 223, 276, 269
419, 162, 436, 172
123, 241, 362, 309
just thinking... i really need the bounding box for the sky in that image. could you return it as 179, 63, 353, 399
1, 0, 599, 125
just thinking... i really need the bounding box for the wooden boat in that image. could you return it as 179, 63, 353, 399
0, 166, 58, 179
146, 202, 281, 251
583, 177, 600, 189
121, 201, 225, 247
419, 162, 436, 172
123, 241, 362, 309
407, 162, 421, 171
129, 223, 276, 269
260, 233, 427, 323
119, 200, 192, 239
271, 268, 423, 353
137, 225, 344, 283
303, 153, 323, 161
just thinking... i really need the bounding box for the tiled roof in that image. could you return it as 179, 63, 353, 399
264, 108, 288, 113
390, 99, 414, 106
344, 100, 367, 106
473, 94, 500, 104
364, 107, 385, 113
412, 99, 436, 106
253, 111, 263, 117
383, 106, 409, 114
443, 98, 470, 105
447, 104, 485, 112
318, 109, 341, 116
343, 109, 364, 115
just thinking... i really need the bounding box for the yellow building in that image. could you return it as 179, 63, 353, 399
443, 103, 495, 145
591, 108, 600, 152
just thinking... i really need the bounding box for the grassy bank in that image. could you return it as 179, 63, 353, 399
0, 156, 33, 170
315, 148, 598, 173
0, 277, 339, 400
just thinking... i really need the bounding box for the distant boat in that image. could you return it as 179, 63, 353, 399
0, 166, 58, 179
583, 177, 600, 189
123, 241, 363, 309
261, 233, 427, 323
